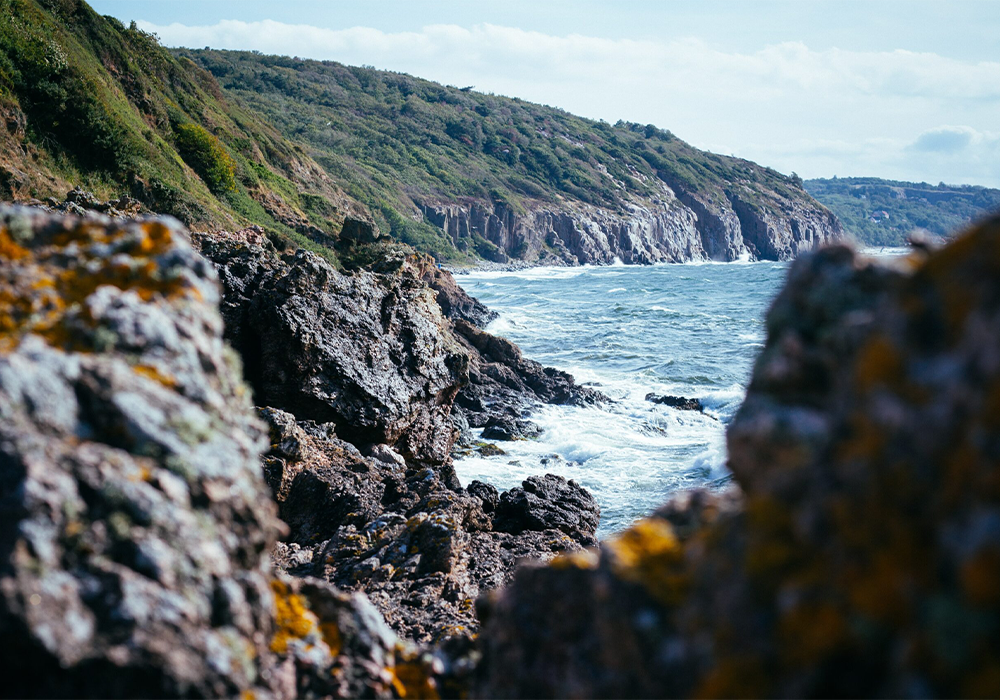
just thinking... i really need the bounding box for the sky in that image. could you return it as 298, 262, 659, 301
90, 1, 1000, 187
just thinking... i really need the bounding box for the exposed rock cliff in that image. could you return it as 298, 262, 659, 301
419, 178, 842, 265
476, 216, 1000, 698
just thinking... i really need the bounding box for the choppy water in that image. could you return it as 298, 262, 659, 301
450, 260, 782, 535
453, 248, 908, 536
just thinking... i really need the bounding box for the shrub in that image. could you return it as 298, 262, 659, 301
174, 123, 236, 193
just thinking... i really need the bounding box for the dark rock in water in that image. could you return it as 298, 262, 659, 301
645, 392, 703, 411
493, 475, 601, 547
453, 317, 606, 429
476, 217, 1000, 698
0, 208, 283, 697
194, 232, 469, 468
422, 263, 498, 327
481, 415, 543, 441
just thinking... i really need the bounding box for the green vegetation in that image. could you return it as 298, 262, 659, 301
805, 177, 1000, 246
0, 0, 355, 259
173, 123, 236, 193
179, 49, 819, 260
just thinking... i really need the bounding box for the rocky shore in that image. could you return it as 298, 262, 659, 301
1, 195, 998, 698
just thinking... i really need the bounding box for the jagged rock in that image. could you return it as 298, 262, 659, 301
493, 475, 601, 547
258, 406, 598, 644
0, 207, 284, 697
452, 318, 606, 429
476, 217, 1000, 698
194, 232, 469, 469
421, 263, 498, 327
645, 393, 703, 411
481, 415, 543, 441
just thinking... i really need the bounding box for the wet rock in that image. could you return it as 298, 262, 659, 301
453, 318, 606, 429
481, 415, 543, 441
493, 475, 601, 546
0, 207, 283, 697
645, 393, 703, 411
476, 217, 1000, 698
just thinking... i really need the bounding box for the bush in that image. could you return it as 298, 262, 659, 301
174, 123, 236, 193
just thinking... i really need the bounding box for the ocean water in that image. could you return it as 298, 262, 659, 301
451, 259, 788, 535
452, 248, 910, 536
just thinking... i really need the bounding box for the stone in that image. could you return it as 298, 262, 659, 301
0, 207, 283, 697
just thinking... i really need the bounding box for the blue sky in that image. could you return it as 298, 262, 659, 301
91, 1, 1000, 186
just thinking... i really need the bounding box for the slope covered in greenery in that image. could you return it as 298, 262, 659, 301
0, 0, 367, 257
180, 49, 833, 262
805, 177, 1000, 246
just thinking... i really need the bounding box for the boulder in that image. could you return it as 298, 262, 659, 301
493, 475, 601, 546
194, 232, 469, 468
476, 217, 1000, 698
0, 207, 283, 697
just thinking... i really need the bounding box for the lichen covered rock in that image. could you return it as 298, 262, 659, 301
0, 207, 283, 697
477, 216, 1000, 698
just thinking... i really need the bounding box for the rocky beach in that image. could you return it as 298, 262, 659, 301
1, 192, 999, 697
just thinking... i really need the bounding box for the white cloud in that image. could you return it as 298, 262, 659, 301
139, 19, 1000, 187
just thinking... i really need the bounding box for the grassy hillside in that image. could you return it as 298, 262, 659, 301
805, 177, 1000, 246
0, 0, 368, 258
179, 49, 824, 260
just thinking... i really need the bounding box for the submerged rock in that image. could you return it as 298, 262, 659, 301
645, 392, 703, 411
477, 216, 1000, 698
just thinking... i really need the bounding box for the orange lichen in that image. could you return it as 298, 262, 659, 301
390, 658, 439, 699
133, 364, 177, 387
318, 620, 342, 657
269, 580, 319, 654
0, 220, 198, 353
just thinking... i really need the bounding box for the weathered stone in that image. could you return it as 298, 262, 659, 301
0, 207, 283, 697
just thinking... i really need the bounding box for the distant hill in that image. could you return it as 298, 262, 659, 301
180, 49, 842, 264
0, 0, 842, 265
805, 177, 1000, 246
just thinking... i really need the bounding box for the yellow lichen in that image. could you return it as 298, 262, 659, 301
605, 518, 688, 605
390, 658, 439, 699
269, 580, 320, 654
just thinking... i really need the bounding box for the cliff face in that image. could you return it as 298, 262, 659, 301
419, 178, 841, 265
476, 216, 1000, 698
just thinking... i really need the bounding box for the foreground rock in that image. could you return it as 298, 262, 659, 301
477, 216, 1000, 698
0, 208, 281, 696
0, 208, 459, 698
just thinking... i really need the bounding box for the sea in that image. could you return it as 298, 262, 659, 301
453, 247, 909, 536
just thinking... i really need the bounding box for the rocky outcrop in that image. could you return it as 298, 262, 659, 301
260, 405, 600, 645
0, 207, 283, 697
451, 318, 605, 433
419, 177, 841, 265
195, 229, 469, 469
476, 216, 1000, 698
